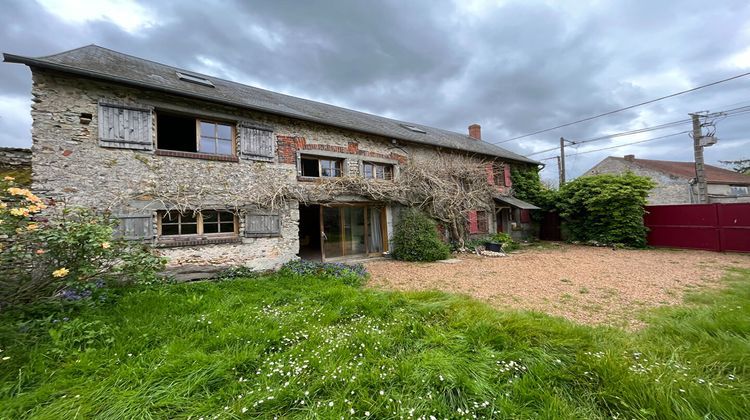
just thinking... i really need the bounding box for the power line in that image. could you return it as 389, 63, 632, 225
493, 70, 750, 145
539, 130, 691, 160
526, 106, 750, 156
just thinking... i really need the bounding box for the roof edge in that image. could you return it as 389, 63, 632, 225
4, 51, 540, 165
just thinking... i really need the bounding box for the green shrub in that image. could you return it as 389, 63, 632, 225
557, 172, 655, 247
391, 209, 450, 261
0, 177, 166, 309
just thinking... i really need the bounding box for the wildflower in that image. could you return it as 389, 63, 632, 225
241, 407, 248, 413
10, 208, 26, 217
35, 249, 45, 255
1, 356, 10, 361
0, 202, 6, 209
328, 401, 334, 407
26, 223, 39, 231
365, 412, 370, 416
101, 242, 111, 249
3, 176, 14, 181
52, 267, 70, 278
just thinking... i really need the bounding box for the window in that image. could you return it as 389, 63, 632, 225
730, 185, 749, 196
156, 112, 234, 156
159, 210, 237, 238
363, 162, 394, 180
476, 211, 489, 234
300, 155, 343, 177
199, 121, 233, 155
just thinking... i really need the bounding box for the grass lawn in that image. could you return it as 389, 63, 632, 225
1, 268, 748, 419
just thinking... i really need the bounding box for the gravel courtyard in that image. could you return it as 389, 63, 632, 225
365, 243, 750, 329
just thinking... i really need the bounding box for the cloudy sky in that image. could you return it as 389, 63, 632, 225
1, 0, 749, 184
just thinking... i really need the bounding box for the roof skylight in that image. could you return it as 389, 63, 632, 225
400, 124, 426, 134
176, 71, 214, 87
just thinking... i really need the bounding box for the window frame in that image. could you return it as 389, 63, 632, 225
155, 111, 236, 158
197, 119, 235, 156
362, 161, 394, 180
157, 209, 239, 243
730, 185, 749, 196
475, 210, 489, 234
299, 154, 345, 178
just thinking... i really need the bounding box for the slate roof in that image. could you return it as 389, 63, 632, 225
610, 156, 750, 185
4, 45, 539, 165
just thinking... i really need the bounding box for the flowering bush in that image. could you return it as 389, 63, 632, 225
280, 259, 368, 286
0, 177, 166, 309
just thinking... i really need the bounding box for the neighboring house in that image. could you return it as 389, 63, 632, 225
584, 155, 750, 204
3, 45, 539, 275
0, 147, 32, 185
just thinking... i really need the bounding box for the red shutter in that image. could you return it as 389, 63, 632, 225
520, 209, 531, 223
486, 164, 495, 184
504, 163, 512, 187
468, 210, 478, 234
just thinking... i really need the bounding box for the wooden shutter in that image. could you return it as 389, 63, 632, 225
244, 213, 281, 237
239, 123, 274, 161
468, 210, 479, 234
114, 215, 153, 241
98, 101, 153, 150
504, 163, 512, 187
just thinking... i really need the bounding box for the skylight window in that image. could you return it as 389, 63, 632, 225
176, 71, 214, 87
400, 124, 426, 134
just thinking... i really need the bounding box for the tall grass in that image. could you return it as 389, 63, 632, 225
1, 269, 748, 419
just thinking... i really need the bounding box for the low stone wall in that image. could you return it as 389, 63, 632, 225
0, 147, 31, 168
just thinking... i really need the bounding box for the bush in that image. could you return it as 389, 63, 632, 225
0, 177, 166, 309
280, 260, 368, 286
557, 172, 655, 247
391, 209, 451, 262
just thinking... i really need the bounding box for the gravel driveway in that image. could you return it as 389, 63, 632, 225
365, 243, 750, 328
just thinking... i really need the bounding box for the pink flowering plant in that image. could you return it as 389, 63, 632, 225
0, 177, 165, 309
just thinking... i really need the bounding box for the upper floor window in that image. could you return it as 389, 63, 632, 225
363, 162, 394, 180
730, 185, 749, 196
300, 155, 343, 177
156, 112, 234, 156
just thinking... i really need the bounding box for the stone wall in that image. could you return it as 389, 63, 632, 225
584, 158, 692, 204
29, 68, 528, 274
0, 147, 31, 168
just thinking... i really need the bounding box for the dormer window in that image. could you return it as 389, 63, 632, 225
176, 71, 214, 87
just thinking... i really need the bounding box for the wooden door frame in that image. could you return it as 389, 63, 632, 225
319, 203, 387, 261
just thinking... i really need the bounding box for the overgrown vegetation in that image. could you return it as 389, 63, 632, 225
1, 267, 748, 418
556, 173, 655, 247
0, 177, 166, 309
511, 166, 556, 218
391, 208, 451, 262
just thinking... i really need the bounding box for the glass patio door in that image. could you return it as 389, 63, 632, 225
321, 206, 382, 259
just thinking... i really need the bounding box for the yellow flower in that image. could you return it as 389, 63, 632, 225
0, 202, 6, 209
101, 242, 111, 249
52, 268, 69, 278
27, 205, 40, 213
7, 187, 31, 197
26, 223, 39, 231
9, 208, 26, 217
3, 176, 15, 181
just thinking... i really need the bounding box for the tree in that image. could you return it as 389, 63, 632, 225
719, 159, 750, 174
557, 172, 655, 247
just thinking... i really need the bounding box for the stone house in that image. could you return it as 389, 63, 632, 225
4, 45, 539, 275
584, 155, 750, 204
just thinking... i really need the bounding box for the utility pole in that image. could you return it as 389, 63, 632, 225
559, 137, 566, 185
555, 155, 563, 187
690, 113, 708, 204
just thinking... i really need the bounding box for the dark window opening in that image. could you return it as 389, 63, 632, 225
300, 155, 342, 178
301, 157, 320, 177
476, 211, 489, 234
157, 113, 196, 152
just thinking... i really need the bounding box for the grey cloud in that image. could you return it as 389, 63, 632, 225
1, 0, 748, 181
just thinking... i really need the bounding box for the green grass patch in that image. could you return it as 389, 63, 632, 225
1, 269, 749, 419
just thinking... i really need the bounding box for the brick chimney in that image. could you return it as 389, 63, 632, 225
468, 124, 481, 140
624, 154, 635, 162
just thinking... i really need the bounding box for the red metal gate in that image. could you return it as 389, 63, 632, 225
644, 203, 750, 252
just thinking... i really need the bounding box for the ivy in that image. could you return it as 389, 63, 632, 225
557, 172, 655, 247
